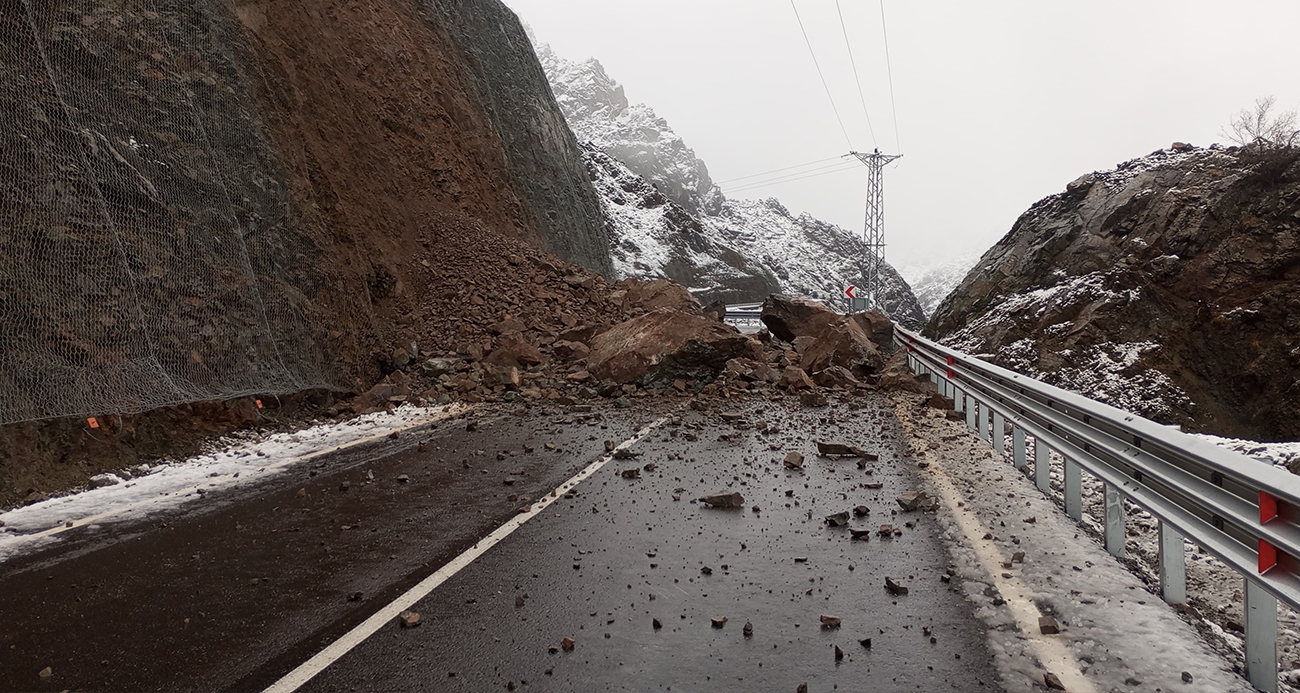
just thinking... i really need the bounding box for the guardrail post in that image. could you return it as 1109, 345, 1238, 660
953, 387, 964, 413
966, 395, 977, 431
1012, 427, 1026, 470
1244, 578, 1279, 693
1034, 439, 1050, 492
1158, 521, 1185, 605
992, 411, 1005, 455
1104, 483, 1125, 558
978, 402, 990, 442
1064, 458, 1082, 521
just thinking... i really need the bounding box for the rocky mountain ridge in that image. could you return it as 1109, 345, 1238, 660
929, 142, 1300, 440
535, 39, 925, 327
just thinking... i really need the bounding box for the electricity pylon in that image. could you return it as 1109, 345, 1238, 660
849, 149, 902, 312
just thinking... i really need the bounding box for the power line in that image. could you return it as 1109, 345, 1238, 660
835, 0, 877, 149
728, 163, 862, 194
879, 0, 901, 152
789, 0, 854, 150
724, 160, 858, 190
714, 156, 844, 185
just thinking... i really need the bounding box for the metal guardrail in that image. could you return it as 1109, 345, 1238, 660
723, 303, 764, 326
899, 326, 1300, 693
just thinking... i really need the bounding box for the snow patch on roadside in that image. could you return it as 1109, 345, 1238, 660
1192, 434, 1300, 472
0, 404, 467, 562
895, 397, 1255, 692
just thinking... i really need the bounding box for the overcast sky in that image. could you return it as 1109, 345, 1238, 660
503, 0, 1300, 271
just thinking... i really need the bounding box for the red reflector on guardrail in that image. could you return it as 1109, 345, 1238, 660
1261, 491, 1279, 523
1261, 539, 1279, 574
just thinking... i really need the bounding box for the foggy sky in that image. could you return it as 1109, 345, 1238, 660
503, 0, 1300, 272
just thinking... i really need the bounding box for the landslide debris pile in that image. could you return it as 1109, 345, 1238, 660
930, 142, 1300, 440
353, 273, 918, 415
534, 39, 925, 325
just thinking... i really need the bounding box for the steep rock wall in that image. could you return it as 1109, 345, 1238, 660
930, 144, 1300, 440
0, 0, 610, 427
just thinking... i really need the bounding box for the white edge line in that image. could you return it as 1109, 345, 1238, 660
261, 414, 673, 693
17, 404, 473, 541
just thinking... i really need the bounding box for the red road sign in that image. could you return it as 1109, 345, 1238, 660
845, 285, 857, 299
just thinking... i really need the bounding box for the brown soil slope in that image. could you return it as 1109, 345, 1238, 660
0, 0, 611, 502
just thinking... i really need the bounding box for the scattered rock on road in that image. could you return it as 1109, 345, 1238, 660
561, 637, 575, 652
783, 452, 804, 469
824, 512, 849, 527
820, 614, 841, 629
815, 441, 872, 457
700, 492, 744, 508
849, 528, 872, 541
711, 616, 727, 628
743, 621, 753, 638
621, 468, 641, 479
399, 611, 421, 628
799, 391, 828, 407
896, 491, 929, 511
1044, 672, 1066, 690
853, 505, 870, 517
885, 577, 909, 596
1039, 616, 1060, 635
38, 666, 52, 679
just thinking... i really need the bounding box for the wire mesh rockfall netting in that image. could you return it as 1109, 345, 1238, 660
0, 0, 334, 424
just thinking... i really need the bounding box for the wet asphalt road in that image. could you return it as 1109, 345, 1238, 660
0, 394, 1000, 693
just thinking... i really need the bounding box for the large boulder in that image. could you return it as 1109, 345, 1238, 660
617, 278, 702, 315
800, 317, 884, 379
588, 309, 756, 384
848, 310, 894, 348
760, 294, 839, 342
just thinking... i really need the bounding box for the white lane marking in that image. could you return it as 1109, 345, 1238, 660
21, 405, 473, 541
894, 402, 1097, 693
262, 414, 673, 693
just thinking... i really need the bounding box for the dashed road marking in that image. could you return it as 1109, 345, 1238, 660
261, 414, 674, 693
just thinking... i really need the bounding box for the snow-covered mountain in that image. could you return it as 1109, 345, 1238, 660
535, 39, 925, 327
899, 252, 982, 317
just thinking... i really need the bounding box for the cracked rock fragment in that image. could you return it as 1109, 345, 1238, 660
699, 492, 744, 508
783, 452, 804, 469
885, 577, 908, 596
825, 512, 850, 527
896, 491, 928, 511
820, 614, 841, 629
399, 611, 421, 628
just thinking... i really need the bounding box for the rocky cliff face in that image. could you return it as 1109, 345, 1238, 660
0, 0, 611, 426
536, 40, 925, 327
929, 143, 1300, 440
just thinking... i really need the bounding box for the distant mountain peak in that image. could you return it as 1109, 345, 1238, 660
536, 38, 925, 327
